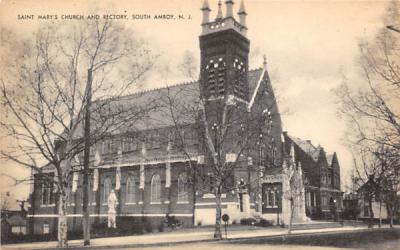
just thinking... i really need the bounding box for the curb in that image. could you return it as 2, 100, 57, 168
37, 238, 219, 250
5, 226, 398, 249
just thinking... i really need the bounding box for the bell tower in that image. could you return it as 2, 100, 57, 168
199, 0, 250, 103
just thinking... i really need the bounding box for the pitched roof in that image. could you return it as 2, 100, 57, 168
6, 214, 26, 226
288, 135, 324, 162
248, 68, 264, 93
290, 136, 316, 155
74, 68, 265, 136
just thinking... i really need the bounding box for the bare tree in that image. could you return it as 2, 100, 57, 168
179, 50, 198, 80
336, 0, 400, 227
352, 151, 380, 228
0, 19, 155, 247
158, 56, 281, 239
374, 146, 400, 227
0, 192, 12, 211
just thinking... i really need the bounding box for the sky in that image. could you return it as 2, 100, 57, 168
0, 0, 391, 207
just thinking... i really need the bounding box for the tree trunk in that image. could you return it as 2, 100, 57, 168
389, 205, 394, 228
82, 178, 90, 246
390, 209, 394, 228
58, 192, 68, 248
214, 186, 222, 239
82, 68, 92, 246
192, 166, 197, 226
378, 199, 382, 228
368, 197, 374, 228
288, 197, 295, 234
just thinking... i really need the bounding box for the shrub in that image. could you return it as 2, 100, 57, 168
232, 220, 237, 225
240, 218, 257, 225
1, 233, 56, 244
144, 220, 153, 233
67, 230, 83, 240
158, 222, 164, 232
131, 220, 144, 235
91, 222, 109, 237
306, 207, 311, 217
197, 221, 202, 226
255, 219, 273, 227
165, 214, 183, 229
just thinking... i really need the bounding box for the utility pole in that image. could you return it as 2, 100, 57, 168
82, 68, 93, 246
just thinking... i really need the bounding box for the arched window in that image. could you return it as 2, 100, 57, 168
178, 173, 188, 202
126, 176, 136, 203
265, 188, 269, 206
151, 174, 161, 203
43, 223, 50, 234
41, 183, 52, 205
273, 189, 278, 207
103, 177, 112, 203
268, 190, 274, 207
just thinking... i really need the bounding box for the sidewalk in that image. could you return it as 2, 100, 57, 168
3, 224, 394, 250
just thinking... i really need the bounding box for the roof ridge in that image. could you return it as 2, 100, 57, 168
96, 68, 264, 104
289, 135, 318, 152
95, 79, 198, 104
129, 79, 198, 96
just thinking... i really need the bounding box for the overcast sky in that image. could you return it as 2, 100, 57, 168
0, 0, 390, 206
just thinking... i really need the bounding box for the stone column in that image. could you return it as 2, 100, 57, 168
115, 167, 122, 216
94, 150, 102, 224
242, 193, 250, 216
139, 164, 145, 216
281, 160, 291, 225
71, 172, 78, 230
257, 167, 263, 213
298, 164, 308, 222
165, 162, 171, 213
93, 168, 100, 224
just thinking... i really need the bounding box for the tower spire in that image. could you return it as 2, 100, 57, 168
238, 0, 247, 27
225, 0, 234, 18
201, 0, 211, 24
216, 0, 224, 20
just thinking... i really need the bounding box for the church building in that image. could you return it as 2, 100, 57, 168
27, 0, 342, 235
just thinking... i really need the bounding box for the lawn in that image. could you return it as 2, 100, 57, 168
226, 227, 400, 248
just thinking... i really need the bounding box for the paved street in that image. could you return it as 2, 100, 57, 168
114, 239, 400, 250
3, 225, 398, 250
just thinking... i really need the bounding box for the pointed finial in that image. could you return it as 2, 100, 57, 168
238, 0, 247, 14
290, 142, 295, 164
225, 0, 234, 18
263, 55, 267, 69
238, 0, 247, 29
201, 0, 211, 11
216, 0, 224, 20
201, 0, 211, 24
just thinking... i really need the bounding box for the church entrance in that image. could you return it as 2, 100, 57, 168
261, 182, 282, 214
